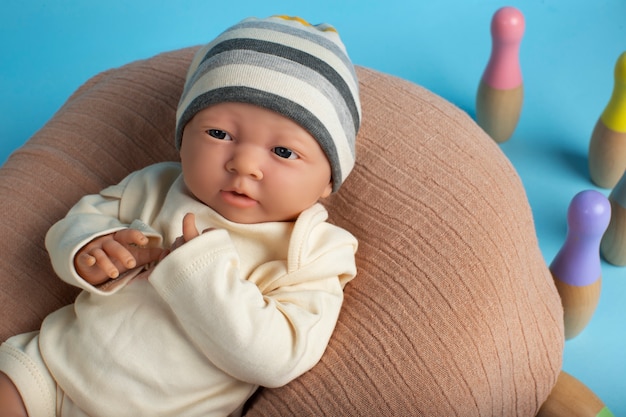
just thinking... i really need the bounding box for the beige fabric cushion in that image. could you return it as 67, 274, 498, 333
0, 47, 563, 416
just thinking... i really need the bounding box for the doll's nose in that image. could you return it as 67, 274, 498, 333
225, 146, 263, 180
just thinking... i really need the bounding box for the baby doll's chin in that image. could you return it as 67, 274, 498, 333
213, 204, 299, 224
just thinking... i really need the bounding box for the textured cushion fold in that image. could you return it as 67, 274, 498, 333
0, 47, 563, 416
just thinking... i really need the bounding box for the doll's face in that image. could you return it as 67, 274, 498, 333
180, 102, 333, 224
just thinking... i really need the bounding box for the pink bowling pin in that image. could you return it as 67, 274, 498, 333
476, 6, 525, 143
549, 190, 611, 340
588, 52, 626, 188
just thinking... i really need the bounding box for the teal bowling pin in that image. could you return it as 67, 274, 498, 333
549, 190, 610, 340
476, 6, 525, 143
601, 170, 626, 265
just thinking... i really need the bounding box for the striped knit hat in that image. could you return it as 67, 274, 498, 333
175, 15, 361, 192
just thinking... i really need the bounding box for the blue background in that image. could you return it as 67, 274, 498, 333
2, 0, 625, 413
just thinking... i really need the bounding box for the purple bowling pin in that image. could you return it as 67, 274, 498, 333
549, 190, 611, 339
476, 6, 525, 143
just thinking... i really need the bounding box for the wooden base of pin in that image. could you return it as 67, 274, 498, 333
537, 370, 614, 417
553, 277, 601, 340
588, 120, 626, 189
476, 81, 523, 143
601, 199, 626, 265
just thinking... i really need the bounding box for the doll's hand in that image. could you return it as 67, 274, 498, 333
74, 229, 164, 285
168, 213, 214, 253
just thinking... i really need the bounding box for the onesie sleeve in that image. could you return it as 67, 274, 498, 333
44, 162, 180, 294
149, 215, 358, 388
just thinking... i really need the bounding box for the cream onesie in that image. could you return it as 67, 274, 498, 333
0, 161, 357, 417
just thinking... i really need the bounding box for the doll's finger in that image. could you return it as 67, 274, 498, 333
102, 239, 136, 269
182, 213, 200, 242
91, 248, 120, 279
114, 229, 149, 247
76, 252, 96, 269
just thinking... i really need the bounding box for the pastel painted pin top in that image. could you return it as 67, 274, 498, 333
482, 6, 525, 90
550, 190, 611, 287
600, 51, 626, 133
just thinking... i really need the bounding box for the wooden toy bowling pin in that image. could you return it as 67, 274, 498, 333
476, 6, 525, 143
589, 52, 626, 188
537, 370, 614, 417
600, 170, 626, 265
549, 190, 610, 340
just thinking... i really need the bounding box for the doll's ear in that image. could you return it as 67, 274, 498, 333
322, 180, 333, 198
320, 181, 333, 199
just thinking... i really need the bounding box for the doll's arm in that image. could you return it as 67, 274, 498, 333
75, 229, 164, 285
46, 163, 178, 292
149, 219, 357, 388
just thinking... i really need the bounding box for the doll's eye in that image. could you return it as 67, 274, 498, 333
207, 129, 231, 141
272, 147, 298, 160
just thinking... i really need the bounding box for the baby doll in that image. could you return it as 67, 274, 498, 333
0, 15, 361, 416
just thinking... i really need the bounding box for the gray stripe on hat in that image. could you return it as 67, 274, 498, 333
176, 87, 343, 192
223, 19, 357, 80
185, 49, 356, 151
199, 38, 360, 133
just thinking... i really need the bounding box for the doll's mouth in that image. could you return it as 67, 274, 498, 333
220, 190, 258, 208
